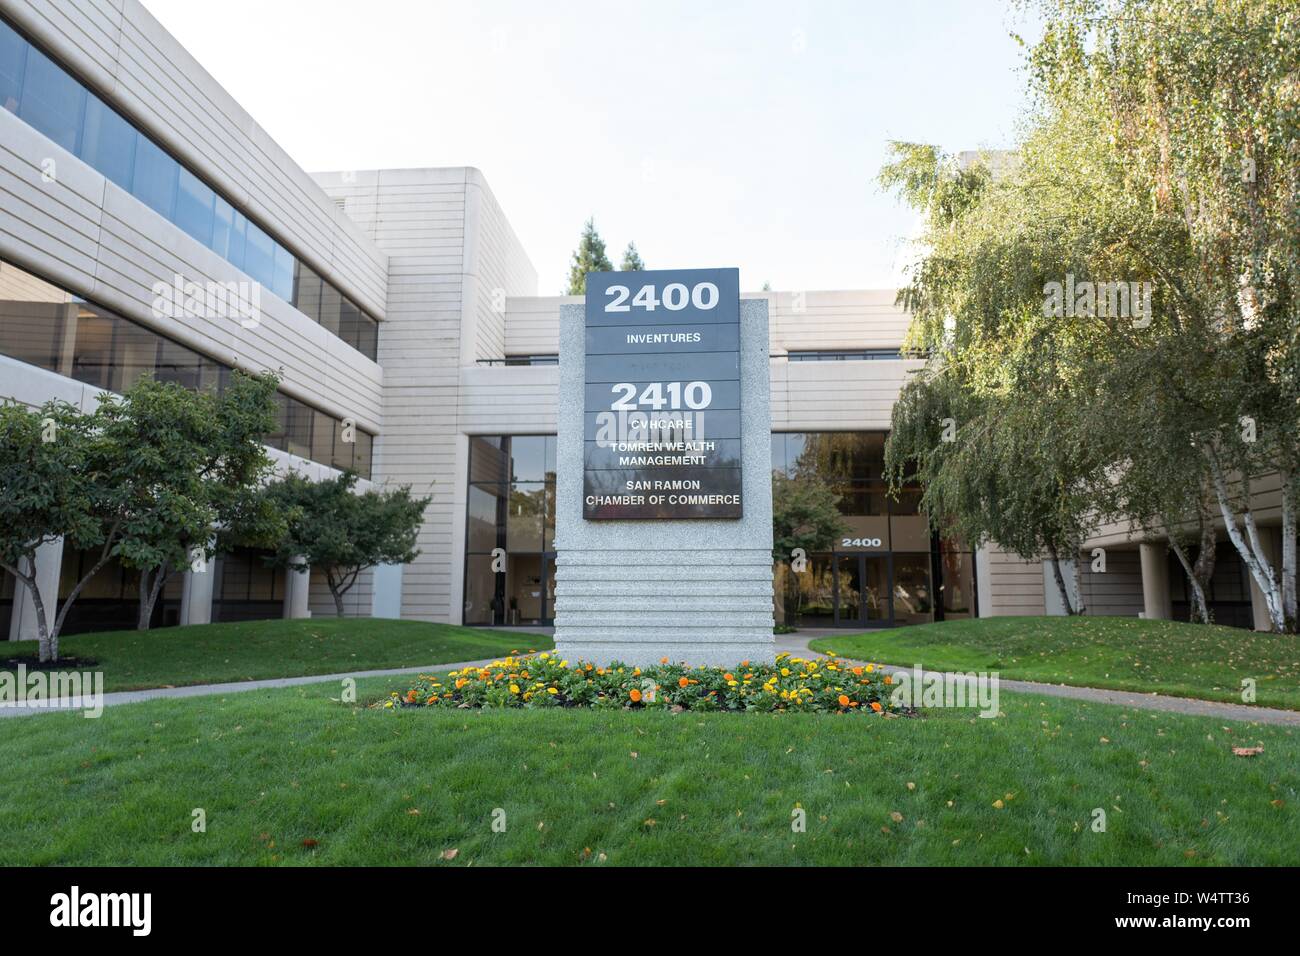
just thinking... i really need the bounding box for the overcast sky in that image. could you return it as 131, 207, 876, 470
143, 0, 1037, 294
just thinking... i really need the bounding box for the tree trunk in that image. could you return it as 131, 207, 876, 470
1191, 494, 1218, 617
1206, 449, 1284, 630
1169, 537, 1209, 623
49, 524, 121, 656
1280, 471, 1296, 630
136, 564, 171, 631
4, 554, 54, 661
1047, 544, 1077, 615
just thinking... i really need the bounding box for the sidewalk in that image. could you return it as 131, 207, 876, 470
0, 657, 505, 719
4, 633, 1297, 726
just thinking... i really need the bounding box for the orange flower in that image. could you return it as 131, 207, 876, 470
871, 701, 882, 712
723, 673, 734, 682
660, 657, 669, 664
678, 677, 690, 688
629, 688, 643, 703
405, 690, 418, 703
852, 666, 864, 677
837, 694, 850, 707
883, 675, 893, 685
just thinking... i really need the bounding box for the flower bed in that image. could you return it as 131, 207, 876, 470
384, 652, 903, 714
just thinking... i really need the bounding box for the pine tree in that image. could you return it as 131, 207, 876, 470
565, 218, 614, 294
619, 241, 645, 272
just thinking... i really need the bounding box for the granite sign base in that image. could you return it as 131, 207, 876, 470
552, 298, 775, 667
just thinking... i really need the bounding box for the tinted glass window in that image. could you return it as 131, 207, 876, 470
509, 436, 549, 483
174, 167, 215, 246
0, 297, 62, 372
353, 429, 373, 480
271, 242, 294, 302
1, 258, 372, 476
356, 314, 378, 361
78, 94, 136, 191
0, 20, 26, 113
310, 409, 334, 465
317, 282, 342, 336
292, 261, 323, 322
285, 398, 312, 459
337, 297, 362, 350
242, 220, 275, 290
210, 196, 237, 264
18, 43, 84, 152
331, 418, 355, 472
131, 135, 178, 219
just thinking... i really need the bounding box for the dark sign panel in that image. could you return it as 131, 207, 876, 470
583, 268, 742, 519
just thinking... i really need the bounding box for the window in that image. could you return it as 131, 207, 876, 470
0, 19, 27, 112
787, 349, 907, 361
18, 43, 84, 152
463, 436, 558, 625
0, 257, 375, 476
0, 14, 381, 360
130, 134, 178, 220
242, 220, 276, 292
174, 167, 216, 247
80, 94, 136, 191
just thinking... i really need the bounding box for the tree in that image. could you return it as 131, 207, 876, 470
619, 241, 645, 271
876, 0, 1300, 633
106, 372, 284, 630
1018, 0, 1300, 630
0, 372, 287, 657
565, 217, 613, 294
264, 472, 431, 616
0, 400, 105, 662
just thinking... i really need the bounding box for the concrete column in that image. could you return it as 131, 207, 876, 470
1139, 542, 1171, 620
283, 556, 311, 619
179, 553, 215, 627
8, 538, 64, 642
1248, 527, 1282, 632
1042, 557, 1078, 616
371, 562, 403, 619
974, 545, 993, 618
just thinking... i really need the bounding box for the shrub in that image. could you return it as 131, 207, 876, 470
384, 652, 903, 715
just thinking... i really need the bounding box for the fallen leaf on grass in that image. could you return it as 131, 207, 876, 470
1231, 746, 1264, 757
440, 848, 458, 861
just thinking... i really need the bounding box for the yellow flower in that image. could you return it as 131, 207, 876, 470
547, 687, 559, 695
781, 667, 791, 677
509, 684, 520, 694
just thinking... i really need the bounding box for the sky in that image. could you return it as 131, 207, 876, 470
143, 0, 1039, 294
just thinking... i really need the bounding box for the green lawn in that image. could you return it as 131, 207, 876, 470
0, 675, 1295, 865
0, 619, 551, 693
809, 616, 1300, 711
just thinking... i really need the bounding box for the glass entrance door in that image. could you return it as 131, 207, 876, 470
834, 554, 892, 627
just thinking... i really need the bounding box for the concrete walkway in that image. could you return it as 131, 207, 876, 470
0, 656, 507, 719
3, 630, 1296, 726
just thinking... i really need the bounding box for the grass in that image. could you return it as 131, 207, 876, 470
809, 616, 1300, 711
0, 618, 552, 693
0, 674, 1295, 865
